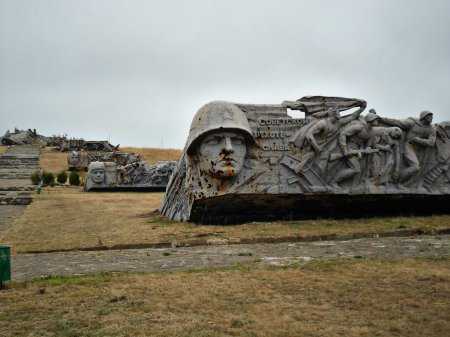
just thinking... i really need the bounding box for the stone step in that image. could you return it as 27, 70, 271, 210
0, 168, 36, 173
2, 151, 40, 157
0, 173, 35, 179
0, 179, 35, 191
0, 158, 39, 162
0, 165, 39, 171
0, 163, 39, 168
0, 145, 40, 204
0, 154, 40, 158
0, 191, 33, 205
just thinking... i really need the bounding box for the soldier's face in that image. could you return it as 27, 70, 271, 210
423, 114, 433, 125
91, 169, 105, 184
70, 152, 80, 161
198, 131, 247, 179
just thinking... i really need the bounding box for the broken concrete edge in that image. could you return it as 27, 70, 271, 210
14, 227, 450, 255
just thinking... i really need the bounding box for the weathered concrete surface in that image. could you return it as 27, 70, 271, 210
162, 98, 450, 223
1, 128, 47, 146
12, 234, 450, 281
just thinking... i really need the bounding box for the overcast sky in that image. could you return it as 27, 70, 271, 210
1, 0, 449, 148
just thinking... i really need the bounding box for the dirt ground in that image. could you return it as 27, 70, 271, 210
2, 186, 450, 253
2, 258, 449, 337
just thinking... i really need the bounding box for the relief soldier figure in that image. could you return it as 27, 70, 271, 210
331, 112, 381, 187
283, 101, 366, 191
380, 111, 436, 184
423, 122, 450, 191
367, 126, 403, 185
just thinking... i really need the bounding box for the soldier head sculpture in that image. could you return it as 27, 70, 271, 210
420, 110, 433, 126
88, 161, 105, 185
365, 112, 381, 126
68, 151, 80, 168
68, 150, 80, 162
186, 101, 254, 181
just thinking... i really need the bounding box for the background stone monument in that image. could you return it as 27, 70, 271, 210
85, 160, 176, 191
161, 97, 450, 224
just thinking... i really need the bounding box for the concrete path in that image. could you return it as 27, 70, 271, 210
12, 234, 450, 281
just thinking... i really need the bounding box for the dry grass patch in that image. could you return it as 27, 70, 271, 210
3, 187, 450, 253
39, 147, 68, 173
0, 146, 7, 155
1, 258, 450, 337
121, 147, 181, 164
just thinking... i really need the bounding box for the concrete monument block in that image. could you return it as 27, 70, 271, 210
67, 151, 89, 171
68, 150, 141, 171
1, 129, 47, 146
84, 160, 176, 191
161, 97, 450, 224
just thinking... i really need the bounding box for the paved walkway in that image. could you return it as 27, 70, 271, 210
12, 234, 450, 281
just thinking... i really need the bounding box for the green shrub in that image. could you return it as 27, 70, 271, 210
42, 171, 55, 186
56, 171, 68, 184
69, 171, 80, 186
31, 171, 41, 185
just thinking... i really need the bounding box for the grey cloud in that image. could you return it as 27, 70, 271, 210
1, 0, 449, 148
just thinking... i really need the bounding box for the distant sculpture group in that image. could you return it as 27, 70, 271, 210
162, 96, 450, 223
85, 160, 176, 191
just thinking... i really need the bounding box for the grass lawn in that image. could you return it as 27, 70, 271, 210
0, 145, 7, 155
39, 147, 69, 173
2, 187, 450, 253
120, 147, 181, 164
1, 258, 449, 337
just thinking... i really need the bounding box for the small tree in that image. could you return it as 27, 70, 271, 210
30, 171, 41, 185
42, 171, 55, 186
56, 171, 68, 184
69, 171, 80, 186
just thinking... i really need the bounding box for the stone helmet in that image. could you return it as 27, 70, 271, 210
420, 110, 433, 120
186, 101, 254, 155
88, 161, 105, 172
365, 112, 381, 123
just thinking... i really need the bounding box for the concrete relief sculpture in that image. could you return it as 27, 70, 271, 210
84, 161, 117, 191
68, 150, 141, 171
84, 160, 176, 191
1, 128, 47, 146
67, 150, 89, 171
161, 97, 450, 224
